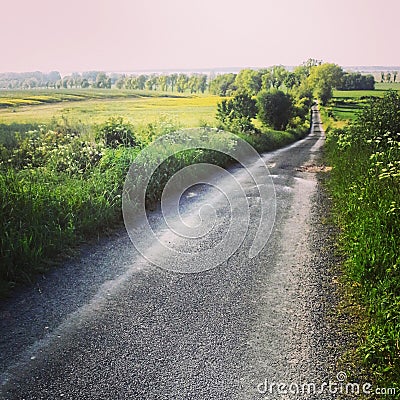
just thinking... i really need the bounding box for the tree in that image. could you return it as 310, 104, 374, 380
115, 77, 125, 89
257, 90, 293, 131
81, 78, 89, 88
284, 72, 298, 92
394, 71, 398, 83
169, 74, 178, 92
137, 75, 147, 90
337, 73, 375, 90
308, 63, 343, 105
217, 93, 257, 133
158, 75, 169, 92
270, 65, 288, 89
260, 66, 288, 91
125, 76, 138, 90
292, 59, 321, 83
72, 73, 81, 88
188, 75, 198, 93
315, 82, 333, 105
146, 75, 158, 90
357, 90, 400, 142
176, 74, 188, 93
197, 74, 207, 93
209, 73, 237, 96
386, 72, 392, 83
235, 69, 262, 96
95, 72, 108, 88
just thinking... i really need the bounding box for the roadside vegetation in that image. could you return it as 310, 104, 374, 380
1, 60, 399, 390
0, 60, 326, 295
2, 65, 399, 393
1, 59, 384, 295
321, 89, 400, 390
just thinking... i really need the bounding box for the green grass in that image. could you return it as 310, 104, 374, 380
321, 92, 400, 392
322, 84, 400, 131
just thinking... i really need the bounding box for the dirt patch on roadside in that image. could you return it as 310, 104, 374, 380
297, 163, 332, 173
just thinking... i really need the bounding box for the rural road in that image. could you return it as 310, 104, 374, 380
0, 107, 340, 399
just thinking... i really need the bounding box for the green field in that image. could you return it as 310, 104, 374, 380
0, 89, 222, 127
321, 82, 400, 130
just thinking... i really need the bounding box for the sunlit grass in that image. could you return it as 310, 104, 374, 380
322, 84, 400, 130
0, 91, 222, 127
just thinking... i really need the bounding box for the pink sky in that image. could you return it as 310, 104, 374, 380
1, 0, 399, 73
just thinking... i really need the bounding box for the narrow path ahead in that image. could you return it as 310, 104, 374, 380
0, 108, 339, 399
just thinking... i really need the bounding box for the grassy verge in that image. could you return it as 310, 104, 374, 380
321, 92, 400, 392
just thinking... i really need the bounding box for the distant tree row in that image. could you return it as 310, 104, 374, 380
210, 62, 379, 103
53, 72, 116, 89
210, 59, 344, 105
0, 71, 61, 89
1, 65, 382, 97
0, 71, 117, 90
115, 73, 208, 93
209, 61, 323, 97
380, 71, 398, 83
336, 73, 375, 90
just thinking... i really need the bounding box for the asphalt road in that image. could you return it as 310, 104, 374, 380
0, 108, 339, 399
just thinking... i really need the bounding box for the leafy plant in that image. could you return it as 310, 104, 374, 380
216, 93, 257, 133
95, 117, 138, 148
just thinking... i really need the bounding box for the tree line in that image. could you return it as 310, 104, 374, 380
115, 73, 208, 93
0, 71, 61, 89
214, 60, 376, 134
380, 71, 398, 83
0, 66, 379, 93
210, 66, 375, 97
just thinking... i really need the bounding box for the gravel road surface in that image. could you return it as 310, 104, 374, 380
0, 108, 340, 399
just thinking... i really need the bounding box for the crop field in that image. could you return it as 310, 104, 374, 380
0, 89, 187, 107
321, 82, 400, 130
0, 90, 222, 127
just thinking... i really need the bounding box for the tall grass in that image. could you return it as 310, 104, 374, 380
323, 92, 400, 388
0, 150, 136, 291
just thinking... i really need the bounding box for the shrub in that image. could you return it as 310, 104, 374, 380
7, 127, 104, 175
96, 117, 138, 148
216, 93, 258, 134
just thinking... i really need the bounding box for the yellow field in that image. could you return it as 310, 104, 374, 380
0, 92, 222, 128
